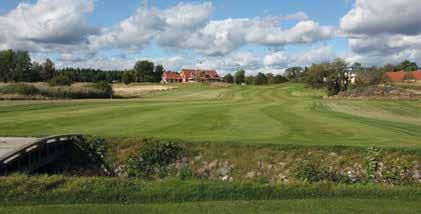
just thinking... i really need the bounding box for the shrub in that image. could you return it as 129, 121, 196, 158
90, 81, 113, 98
0, 83, 40, 95
363, 147, 383, 182
126, 142, 185, 179
291, 159, 327, 182
38, 87, 108, 99
382, 158, 415, 185
291, 159, 353, 183
84, 136, 108, 159
48, 75, 73, 86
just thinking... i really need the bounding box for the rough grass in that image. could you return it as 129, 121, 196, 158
2, 199, 421, 214
0, 83, 420, 148
0, 175, 419, 206
112, 83, 177, 98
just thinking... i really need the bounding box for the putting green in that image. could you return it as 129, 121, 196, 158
0, 83, 420, 148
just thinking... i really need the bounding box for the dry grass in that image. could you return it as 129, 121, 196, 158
113, 83, 177, 97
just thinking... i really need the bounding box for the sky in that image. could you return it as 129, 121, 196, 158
1, 0, 421, 74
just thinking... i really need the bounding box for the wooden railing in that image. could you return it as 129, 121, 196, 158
0, 134, 83, 175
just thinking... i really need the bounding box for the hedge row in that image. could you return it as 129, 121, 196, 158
0, 83, 112, 99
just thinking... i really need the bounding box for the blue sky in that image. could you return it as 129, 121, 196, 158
1, 0, 421, 73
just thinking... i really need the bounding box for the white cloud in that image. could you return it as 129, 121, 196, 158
168, 18, 335, 56
264, 52, 289, 68
284, 12, 309, 21
341, 0, 421, 35
341, 0, 421, 65
90, 3, 335, 56
0, 0, 95, 52
88, 2, 213, 51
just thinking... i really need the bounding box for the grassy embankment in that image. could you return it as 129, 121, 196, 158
0, 175, 420, 213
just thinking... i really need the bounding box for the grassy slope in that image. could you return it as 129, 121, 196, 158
2, 199, 421, 214
0, 83, 420, 148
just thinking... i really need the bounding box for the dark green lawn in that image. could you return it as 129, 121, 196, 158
2, 199, 420, 214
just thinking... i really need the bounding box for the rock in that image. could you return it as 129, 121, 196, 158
221, 175, 229, 181
389, 89, 401, 96
194, 155, 202, 162
181, 157, 188, 163
414, 169, 421, 182
246, 171, 256, 178
329, 152, 338, 156
277, 162, 286, 168
278, 173, 287, 181
217, 167, 231, 177
209, 160, 219, 169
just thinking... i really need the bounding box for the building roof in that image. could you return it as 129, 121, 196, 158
386, 71, 421, 81
413, 71, 421, 80
163, 71, 181, 80
385, 72, 406, 82
180, 69, 220, 79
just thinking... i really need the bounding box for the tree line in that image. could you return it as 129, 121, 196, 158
0, 49, 165, 84
299, 59, 418, 96
223, 70, 289, 85
224, 59, 418, 96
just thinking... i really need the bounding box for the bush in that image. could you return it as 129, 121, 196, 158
382, 158, 415, 185
291, 159, 354, 183
48, 75, 73, 86
90, 81, 113, 98
0, 83, 40, 95
38, 87, 111, 99
126, 142, 185, 179
363, 147, 383, 182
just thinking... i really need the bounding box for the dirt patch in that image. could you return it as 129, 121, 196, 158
113, 84, 177, 97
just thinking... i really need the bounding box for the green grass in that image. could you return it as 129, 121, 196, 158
2, 199, 421, 214
0, 83, 420, 148
1, 175, 419, 205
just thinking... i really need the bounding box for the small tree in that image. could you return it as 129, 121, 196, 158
254, 72, 268, 85
223, 73, 234, 83
266, 73, 274, 84
48, 74, 73, 86
234, 69, 245, 84
397, 60, 418, 72
122, 70, 135, 85
272, 74, 288, 84
134, 60, 154, 82
285, 66, 303, 81
325, 59, 349, 96
41, 58, 55, 81
245, 76, 255, 85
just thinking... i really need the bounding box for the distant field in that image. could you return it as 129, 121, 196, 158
2, 199, 421, 214
0, 83, 420, 148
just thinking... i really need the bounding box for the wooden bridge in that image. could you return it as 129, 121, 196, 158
0, 135, 84, 176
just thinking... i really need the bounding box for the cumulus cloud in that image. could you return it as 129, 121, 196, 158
341, 0, 421, 35
89, 2, 335, 56
88, 2, 213, 51
341, 0, 421, 65
284, 12, 309, 21
264, 46, 336, 69
162, 18, 335, 56
0, 0, 95, 52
